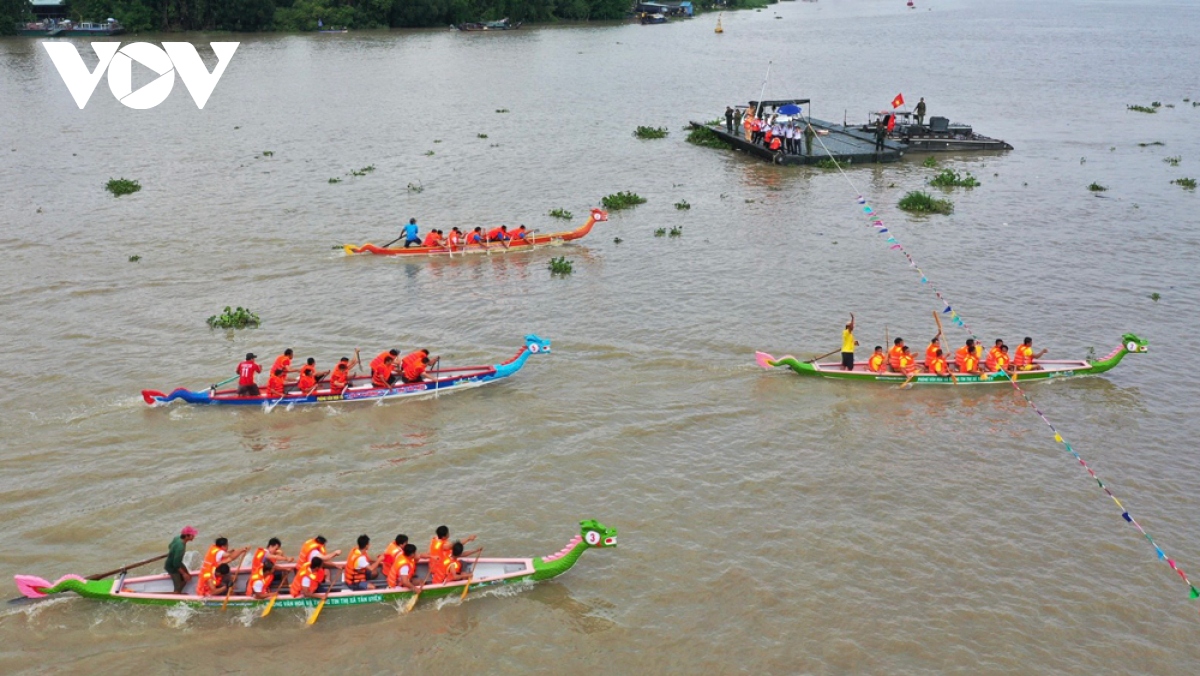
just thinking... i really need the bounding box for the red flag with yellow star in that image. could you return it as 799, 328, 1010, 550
891, 93, 904, 109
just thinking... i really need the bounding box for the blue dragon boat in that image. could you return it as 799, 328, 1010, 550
142, 335, 549, 407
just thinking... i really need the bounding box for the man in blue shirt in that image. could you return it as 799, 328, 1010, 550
403, 218, 421, 248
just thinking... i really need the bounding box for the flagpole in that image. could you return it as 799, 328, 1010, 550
756, 61, 772, 118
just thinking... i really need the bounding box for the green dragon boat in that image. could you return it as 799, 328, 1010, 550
756, 333, 1146, 386
14, 520, 615, 612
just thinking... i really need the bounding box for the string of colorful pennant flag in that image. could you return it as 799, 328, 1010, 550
809, 132, 1198, 612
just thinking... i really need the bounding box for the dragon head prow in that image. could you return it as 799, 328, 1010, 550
1122, 333, 1148, 353
590, 208, 609, 223
580, 520, 617, 548
525, 334, 551, 355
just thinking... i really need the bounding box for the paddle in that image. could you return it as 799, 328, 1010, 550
353, 349, 362, 375
933, 310, 958, 385
222, 552, 248, 611
306, 566, 337, 626
460, 548, 484, 601
260, 589, 279, 617
379, 234, 404, 249
210, 375, 238, 392
804, 348, 841, 364
404, 570, 433, 614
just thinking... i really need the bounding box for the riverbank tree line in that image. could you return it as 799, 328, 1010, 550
2, 0, 769, 34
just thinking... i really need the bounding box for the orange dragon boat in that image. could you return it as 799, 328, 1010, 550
343, 208, 607, 257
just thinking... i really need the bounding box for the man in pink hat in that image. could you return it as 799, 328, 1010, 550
166, 526, 198, 593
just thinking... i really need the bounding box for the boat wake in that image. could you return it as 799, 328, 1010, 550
164, 601, 198, 628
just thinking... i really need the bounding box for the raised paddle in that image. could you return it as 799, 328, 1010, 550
804, 348, 841, 364
459, 548, 484, 601
933, 310, 958, 385
404, 570, 433, 614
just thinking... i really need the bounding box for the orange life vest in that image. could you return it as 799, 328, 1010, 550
371, 359, 394, 388
380, 542, 402, 573
290, 561, 325, 597
297, 364, 316, 391
298, 538, 325, 565
993, 353, 1010, 371
388, 552, 415, 588
888, 346, 904, 371
271, 354, 291, 375
433, 555, 460, 584
898, 353, 915, 373
422, 233, 439, 247
985, 347, 1003, 371
199, 545, 224, 582
962, 353, 979, 373
343, 546, 369, 586
769, 137, 781, 150
330, 365, 349, 392
1014, 344, 1034, 367
266, 371, 286, 398
197, 570, 217, 596
487, 227, 506, 241
468, 231, 483, 244
251, 548, 268, 576
249, 567, 273, 596
926, 344, 939, 366
929, 356, 949, 376
868, 353, 885, 373
402, 358, 425, 382
954, 345, 981, 370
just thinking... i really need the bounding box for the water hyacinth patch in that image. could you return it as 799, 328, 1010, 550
548, 257, 573, 275
686, 126, 730, 149
106, 178, 141, 197
634, 126, 669, 139
207, 306, 261, 330
929, 169, 981, 188
898, 190, 953, 214
549, 208, 573, 220
601, 191, 647, 210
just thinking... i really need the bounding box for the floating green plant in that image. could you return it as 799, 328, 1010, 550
328, 177, 341, 183
424, 151, 435, 156
654, 228, 666, 237
929, 169, 981, 188
128, 255, 141, 262
407, 181, 424, 193
674, 200, 691, 210
549, 208, 573, 220
898, 190, 954, 214
1152, 101, 1163, 108
921, 156, 938, 168
1172, 177, 1197, 190
613, 237, 623, 244
685, 126, 730, 149
1138, 141, 1165, 147
601, 191, 647, 210
495, 108, 509, 113
1127, 104, 1157, 113
548, 256, 573, 275
105, 178, 141, 197
1164, 156, 1182, 166
1150, 292, 1161, 302
262, 150, 274, 157
1088, 182, 1107, 192
668, 226, 683, 237
477, 133, 488, 139
433, 139, 442, 144
634, 126, 669, 139
207, 306, 260, 330
349, 165, 375, 177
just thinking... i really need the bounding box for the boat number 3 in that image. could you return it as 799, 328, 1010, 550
585, 530, 602, 546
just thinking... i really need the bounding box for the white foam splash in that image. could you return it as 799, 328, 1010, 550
235, 605, 258, 627
165, 602, 197, 628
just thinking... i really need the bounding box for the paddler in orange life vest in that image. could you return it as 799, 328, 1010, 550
401, 349, 436, 384
343, 534, 385, 590
370, 349, 400, 388
925, 337, 941, 369
897, 345, 918, 376
426, 525, 476, 568
236, 352, 262, 396
266, 367, 288, 399
298, 535, 342, 574
251, 537, 294, 589
380, 534, 409, 576
867, 346, 886, 373
988, 345, 1012, 373
422, 230, 440, 247
197, 537, 248, 596
954, 338, 982, 373
271, 348, 296, 378
448, 227, 463, 248
487, 225, 511, 245
290, 556, 327, 598
329, 356, 358, 395
927, 349, 950, 376
434, 541, 481, 585
467, 227, 485, 245
296, 358, 328, 394
248, 558, 276, 599
985, 339, 1005, 371
387, 543, 422, 590
1013, 337, 1048, 371
511, 225, 528, 242
887, 338, 906, 373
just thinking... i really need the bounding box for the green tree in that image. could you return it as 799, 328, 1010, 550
0, 0, 32, 35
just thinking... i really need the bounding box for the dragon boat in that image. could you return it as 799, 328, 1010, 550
14, 521, 616, 612
343, 209, 607, 257
756, 333, 1146, 386
141, 335, 549, 407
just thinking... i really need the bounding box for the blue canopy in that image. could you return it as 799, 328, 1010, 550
778, 104, 802, 116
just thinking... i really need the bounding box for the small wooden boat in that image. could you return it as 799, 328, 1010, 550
343, 209, 607, 257
14, 521, 616, 612
756, 334, 1146, 386
141, 335, 549, 407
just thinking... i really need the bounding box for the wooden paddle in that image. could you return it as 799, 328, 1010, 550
260, 589, 279, 617
379, 234, 404, 249
404, 570, 433, 614
221, 552, 248, 611
933, 311, 958, 385
306, 568, 336, 626
460, 548, 485, 601
804, 348, 841, 364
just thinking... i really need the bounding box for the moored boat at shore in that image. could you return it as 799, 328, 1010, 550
16, 18, 124, 37
141, 335, 550, 406
756, 334, 1146, 386
453, 18, 523, 31
14, 520, 617, 612
343, 209, 607, 257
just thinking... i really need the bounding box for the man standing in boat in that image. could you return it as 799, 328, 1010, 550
841, 313, 858, 371
165, 526, 197, 594
236, 353, 261, 396
915, 97, 927, 126
403, 218, 421, 248
725, 106, 734, 133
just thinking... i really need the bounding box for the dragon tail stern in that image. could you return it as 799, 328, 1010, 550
343, 244, 362, 255
531, 520, 615, 581
14, 573, 90, 598
755, 351, 778, 369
